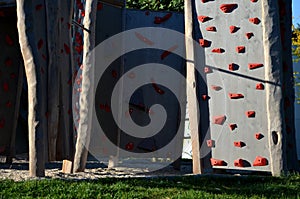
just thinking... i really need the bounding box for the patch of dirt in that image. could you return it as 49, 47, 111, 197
0, 155, 192, 181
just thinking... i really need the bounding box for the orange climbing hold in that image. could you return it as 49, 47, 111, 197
248, 63, 264, 70
206, 140, 215, 148
234, 141, 245, 148
206, 26, 217, 32
220, 4, 238, 13
198, 15, 212, 23
204, 66, 212, 74
234, 159, 244, 167
236, 46, 245, 53
245, 32, 254, 39
202, 94, 209, 101
249, 17, 261, 24
199, 39, 211, 47
211, 48, 225, 53
255, 133, 264, 140
210, 158, 226, 166
229, 26, 239, 33
228, 93, 244, 99
256, 83, 265, 90
253, 156, 268, 166
213, 115, 226, 125
229, 123, 237, 131
211, 85, 222, 91
246, 111, 256, 118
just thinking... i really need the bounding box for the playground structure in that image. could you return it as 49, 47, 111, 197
0, 0, 299, 177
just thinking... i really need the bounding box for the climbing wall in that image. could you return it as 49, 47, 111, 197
192, 0, 298, 173
0, 5, 23, 161
89, 6, 186, 166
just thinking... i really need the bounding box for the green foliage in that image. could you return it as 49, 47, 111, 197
0, 175, 300, 198
126, 0, 184, 12
292, 24, 300, 63
293, 24, 300, 104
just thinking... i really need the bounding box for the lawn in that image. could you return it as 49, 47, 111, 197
0, 174, 299, 198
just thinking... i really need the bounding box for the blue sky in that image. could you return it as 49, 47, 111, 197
293, 0, 300, 25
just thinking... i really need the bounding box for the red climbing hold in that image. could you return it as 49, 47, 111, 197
249, 17, 261, 24
229, 26, 239, 33
127, 72, 136, 79
5, 58, 12, 67
228, 93, 244, 99
64, 43, 71, 54
161, 45, 178, 60
5, 35, 13, 46
10, 73, 16, 79
105, 104, 111, 112
206, 26, 217, 32
211, 85, 222, 91
6, 101, 12, 108
250, 0, 258, 2
151, 79, 165, 95
204, 67, 212, 74
234, 159, 244, 167
198, 15, 212, 23
246, 111, 256, 118
228, 63, 239, 71
35, 4, 43, 11
253, 156, 268, 166
112, 70, 118, 79
210, 158, 226, 166
256, 83, 264, 90
220, 4, 238, 13
0, 119, 5, 128
38, 39, 43, 50
202, 94, 209, 101
229, 123, 237, 131
255, 133, 264, 140
199, 39, 211, 48
126, 142, 134, 150
97, 2, 103, 10
245, 32, 254, 39
236, 46, 245, 53
154, 13, 172, 24
211, 48, 225, 53
135, 32, 154, 46
206, 140, 215, 148
248, 63, 264, 70
234, 141, 245, 148
3, 82, 9, 92
213, 115, 226, 125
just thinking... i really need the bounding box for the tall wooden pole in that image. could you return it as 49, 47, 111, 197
16, 0, 45, 177
184, 0, 202, 174
73, 0, 98, 172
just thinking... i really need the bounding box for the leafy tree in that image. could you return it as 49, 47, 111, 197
292, 24, 300, 104
292, 24, 300, 62
126, 0, 184, 12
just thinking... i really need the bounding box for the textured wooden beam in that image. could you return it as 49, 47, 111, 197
261, 0, 286, 176
73, 0, 98, 172
184, 0, 202, 174
16, 0, 45, 177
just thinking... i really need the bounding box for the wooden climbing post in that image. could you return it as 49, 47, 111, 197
184, 0, 202, 174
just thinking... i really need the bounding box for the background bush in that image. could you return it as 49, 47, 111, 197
126, 0, 184, 12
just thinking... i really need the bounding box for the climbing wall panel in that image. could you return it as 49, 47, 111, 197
0, 6, 23, 161
191, 0, 297, 174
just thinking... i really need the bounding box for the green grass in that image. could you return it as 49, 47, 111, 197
0, 174, 300, 198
